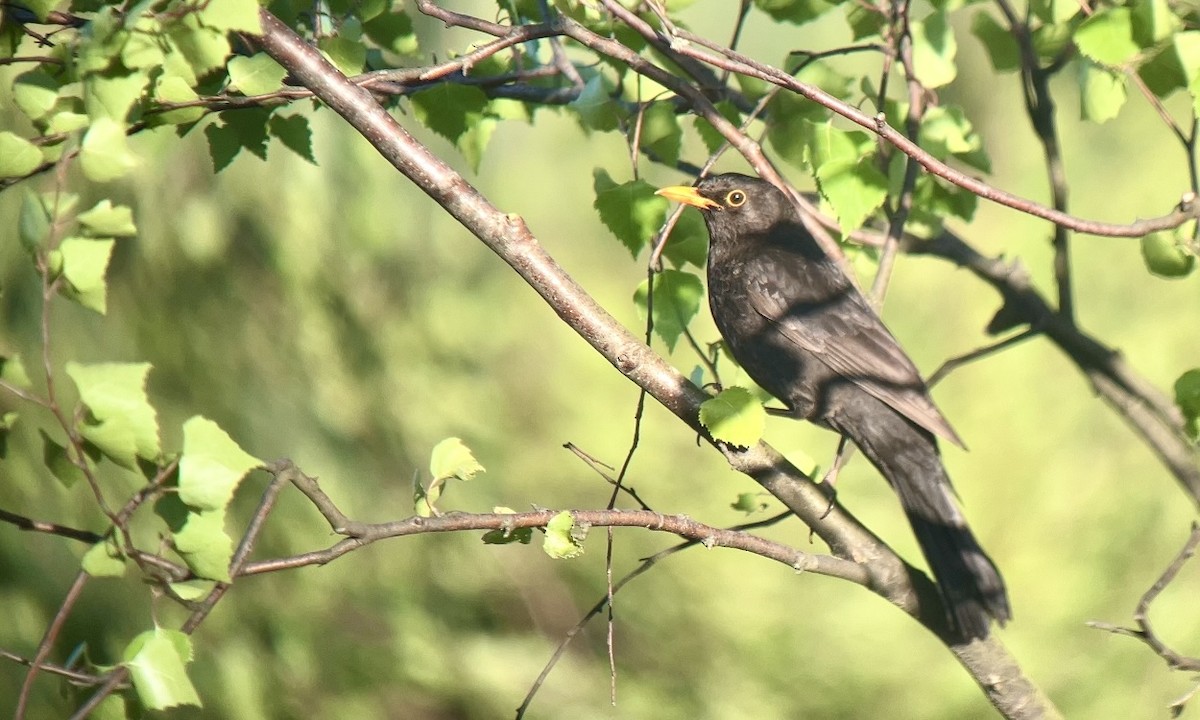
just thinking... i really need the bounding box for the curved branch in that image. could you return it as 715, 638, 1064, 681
253, 10, 1059, 719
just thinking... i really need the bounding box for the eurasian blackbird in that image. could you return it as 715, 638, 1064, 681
657, 173, 1011, 640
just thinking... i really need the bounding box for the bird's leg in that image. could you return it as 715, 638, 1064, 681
818, 436, 855, 519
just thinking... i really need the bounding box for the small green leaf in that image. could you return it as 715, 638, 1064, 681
169, 579, 217, 601
429, 437, 485, 482
42, 429, 86, 487
173, 507, 233, 580
168, 20, 232, 78
633, 269, 704, 352
18, 191, 53, 252
1131, 0, 1179, 46
364, 10, 418, 55
970, 12, 1020, 73
814, 156, 889, 233
82, 536, 127, 577
123, 629, 201, 710
731, 492, 769, 514
911, 10, 957, 88
58, 238, 116, 314
1, 354, 31, 389
571, 71, 621, 132
81, 119, 138, 183
268, 114, 315, 164
410, 84, 492, 169
78, 200, 137, 237
593, 169, 668, 257
65, 362, 160, 470
700, 387, 766, 448
543, 511, 585, 559
482, 507, 533, 545
0, 132, 44, 178
754, 0, 836, 25
1174, 368, 1200, 439
1075, 8, 1140, 67
1079, 61, 1127, 123
1140, 233, 1195, 278
317, 37, 367, 76
640, 102, 681, 167
84, 69, 151, 123
178, 416, 262, 511
200, 0, 261, 33
12, 71, 59, 121
150, 75, 206, 126
227, 54, 286, 96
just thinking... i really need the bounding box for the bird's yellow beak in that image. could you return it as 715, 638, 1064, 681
655, 185, 721, 210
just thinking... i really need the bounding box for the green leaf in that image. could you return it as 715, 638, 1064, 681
731, 492, 769, 514
150, 75, 206, 126
169, 579, 217, 601
699, 387, 766, 448
1, 354, 31, 389
59, 238, 116, 314
694, 100, 742, 154
80, 118, 138, 183
570, 70, 621, 133
227, 54, 286, 96
660, 208, 709, 269
12, 71, 59, 121
78, 200, 137, 237
754, 0, 836, 25
970, 11, 1020, 73
66, 362, 160, 470
84, 69, 151, 122
178, 416, 262, 511
123, 629, 201, 710
268, 114, 316, 164
633, 269, 704, 352
1131, 0, 1178, 47
806, 121, 872, 170
0, 132, 44, 178
482, 507, 534, 545
199, 0, 261, 33
1079, 61, 1127, 122
364, 10, 418, 55
168, 19, 232, 78
410, 84, 493, 170
0, 411, 16, 459
18, 191, 53, 251
121, 20, 166, 69
317, 37, 367, 76
172, 507, 233, 580
1140, 233, 1195, 278
1075, 8, 1140, 67
82, 536, 127, 577
429, 437, 485, 482
593, 169, 668, 257
911, 10, 957, 88
640, 102, 681, 167
815, 156, 889, 233
1030, 0, 1080, 24
42, 429, 87, 487
1174, 368, 1200, 439
543, 511, 585, 559
918, 105, 988, 170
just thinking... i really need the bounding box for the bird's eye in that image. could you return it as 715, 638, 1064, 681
726, 190, 747, 207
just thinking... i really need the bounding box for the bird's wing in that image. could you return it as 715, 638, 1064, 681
744, 259, 964, 448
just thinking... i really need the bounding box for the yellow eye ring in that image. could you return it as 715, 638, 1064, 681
726, 190, 747, 207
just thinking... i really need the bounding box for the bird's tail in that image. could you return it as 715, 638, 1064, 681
845, 408, 1011, 640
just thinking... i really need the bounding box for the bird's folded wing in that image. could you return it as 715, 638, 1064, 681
746, 281, 964, 448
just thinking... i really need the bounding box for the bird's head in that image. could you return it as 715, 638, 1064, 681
655, 173, 793, 241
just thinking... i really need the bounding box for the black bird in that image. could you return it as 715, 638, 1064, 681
657, 173, 1010, 640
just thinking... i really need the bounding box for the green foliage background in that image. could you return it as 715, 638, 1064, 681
1, 1, 1199, 718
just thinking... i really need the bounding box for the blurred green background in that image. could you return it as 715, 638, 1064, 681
2, 1, 1199, 718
